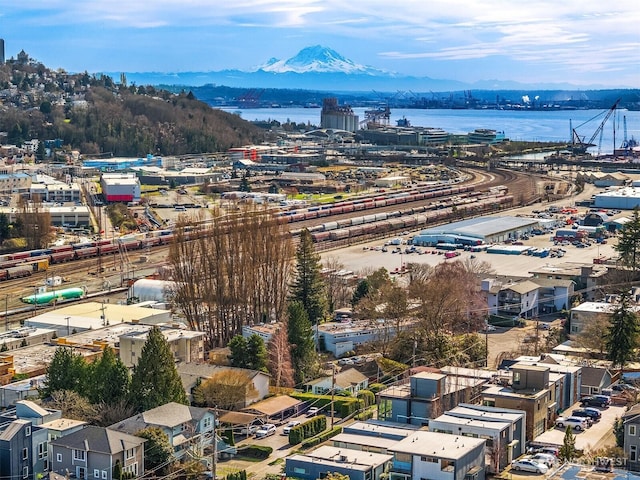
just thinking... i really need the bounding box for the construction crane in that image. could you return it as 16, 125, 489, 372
620, 115, 639, 157
571, 99, 620, 154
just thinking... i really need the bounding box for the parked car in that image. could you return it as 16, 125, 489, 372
528, 453, 557, 467
568, 410, 594, 426
613, 383, 638, 393
306, 406, 321, 417
239, 424, 260, 435
572, 408, 601, 422
282, 421, 301, 435
581, 395, 611, 408
555, 416, 589, 431
255, 424, 277, 439
511, 459, 549, 474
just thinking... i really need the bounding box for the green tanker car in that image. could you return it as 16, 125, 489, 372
21, 287, 86, 305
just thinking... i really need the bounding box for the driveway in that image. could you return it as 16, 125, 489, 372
533, 402, 625, 451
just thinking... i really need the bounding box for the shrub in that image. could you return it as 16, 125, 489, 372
367, 383, 386, 394
289, 393, 363, 419
357, 390, 375, 407
289, 415, 327, 445
236, 445, 272, 460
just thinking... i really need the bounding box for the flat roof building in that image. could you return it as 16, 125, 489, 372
414, 216, 540, 244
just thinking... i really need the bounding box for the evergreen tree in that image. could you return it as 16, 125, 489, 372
616, 207, 640, 270
287, 300, 316, 384
87, 346, 131, 405
559, 426, 577, 461
41, 347, 88, 398
606, 293, 639, 371
135, 427, 173, 474
290, 229, 327, 325
129, 326, 188, 412
246, 334, 267, 372
228, 335, 248, 369
351, 278, 371, 307
239, 172, 251, 192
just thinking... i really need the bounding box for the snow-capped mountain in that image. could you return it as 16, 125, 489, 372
257, 45, 386, 75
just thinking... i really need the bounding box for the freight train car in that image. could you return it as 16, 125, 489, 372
21, 286, 87, 305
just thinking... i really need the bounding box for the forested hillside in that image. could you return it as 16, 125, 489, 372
0, 55, 266, 157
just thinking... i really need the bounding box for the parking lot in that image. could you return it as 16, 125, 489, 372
533, 401, 624, 451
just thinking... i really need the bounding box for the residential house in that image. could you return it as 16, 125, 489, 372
529, 263, 609, 302
580, 366, 615, 396
508, 355, 582, 411
429, 404, 526, 473
285, 445, 393, 480
0, 418, 47, 480
623, 404, 640, 472
569, 302, 617, 335
304, 368, 369, 395
176, 363, 270, 407
481, 364, 556, 441
108, 403, 215, 458
50, 426, 145, 480
377, 372, 486, 426
316, 319, 415, 357
388, 430, 485, 480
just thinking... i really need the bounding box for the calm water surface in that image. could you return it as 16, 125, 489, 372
220, 107, 640, 155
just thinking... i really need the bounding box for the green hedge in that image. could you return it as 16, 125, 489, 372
300, 426, 343, 449
357, 390, 375, 407
225, 471, 247, 480
289, 415, 327, 445
236, 445, 273, 460
290, 393, 364, 418
367, 383, 386, 394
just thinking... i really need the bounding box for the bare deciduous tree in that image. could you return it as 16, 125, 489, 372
169, 207, 292, 347
267, 324, 295, 388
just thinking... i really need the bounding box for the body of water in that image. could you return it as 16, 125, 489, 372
220, 106, 640, 155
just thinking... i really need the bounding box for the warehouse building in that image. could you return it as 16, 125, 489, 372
412, 216, 540, 245
100, 173, 141, 203
593, 187, 640, 210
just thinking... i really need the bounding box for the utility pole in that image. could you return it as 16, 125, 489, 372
331, 366, 336, 429
211, 407, 218, 480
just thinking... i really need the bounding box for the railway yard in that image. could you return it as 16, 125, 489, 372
0, 166, 569, 326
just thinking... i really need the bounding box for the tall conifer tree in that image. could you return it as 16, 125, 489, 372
129, 326, 187, 412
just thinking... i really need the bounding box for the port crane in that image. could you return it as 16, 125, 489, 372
570, 98, 620, 154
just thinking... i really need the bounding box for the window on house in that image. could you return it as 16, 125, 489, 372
125, 448, 135, 459
513, 372, 521, 385
73, 449, 86, 461
44, 460, 49, 471
78, 467, 86, 479
631, 445, 637, 462
22, 467, 28, 479
631, 425, 637, 436
203, 417, 212, 429
102, 471, 107, 479
56, 454, 62, 463
25, 426, 31, 436
22, 448, 28, 460
38, 442, 48, 459
94, 469, 100, 478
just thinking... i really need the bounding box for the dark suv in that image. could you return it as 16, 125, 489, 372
572, 408, 601, 422
580, 395, 611, 408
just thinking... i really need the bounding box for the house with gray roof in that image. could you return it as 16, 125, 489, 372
580, 366, 615, 396
0, 418, 49, 480
49, 426, 145, 480
108, 402, 219, 459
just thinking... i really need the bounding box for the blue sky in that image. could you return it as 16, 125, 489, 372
1, 0, 639, 87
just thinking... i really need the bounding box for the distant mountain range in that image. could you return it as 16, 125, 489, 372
114, 45, 614, 92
